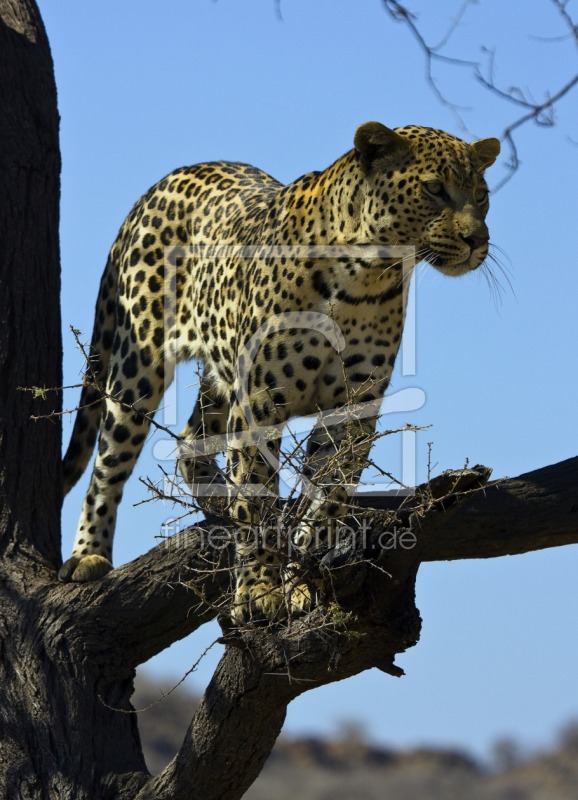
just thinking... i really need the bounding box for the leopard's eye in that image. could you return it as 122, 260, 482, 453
475, 187, 489, 204
424, 179, 449, 200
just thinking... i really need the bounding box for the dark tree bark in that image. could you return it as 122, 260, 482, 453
0, 0, 61, 566
1, 2, 577, 799
0, 0, 64, 794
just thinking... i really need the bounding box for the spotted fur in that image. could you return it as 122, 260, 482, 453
60, 123, 499, 621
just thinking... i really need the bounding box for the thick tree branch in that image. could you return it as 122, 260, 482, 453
73, 523, 230, 668
421, 455, 578, 561
54, 456, 578, 684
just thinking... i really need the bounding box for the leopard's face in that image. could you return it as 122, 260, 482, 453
353, 123, 500, 276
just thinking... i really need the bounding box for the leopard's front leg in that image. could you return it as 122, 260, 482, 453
177, 376, 229, 517
287, 412, 380, 615
226, 401, 285, 624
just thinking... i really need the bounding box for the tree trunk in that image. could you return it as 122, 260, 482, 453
0, 0, 61, 567
0, 2, 118, 797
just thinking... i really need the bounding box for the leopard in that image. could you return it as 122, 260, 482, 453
60, 122, 500, 623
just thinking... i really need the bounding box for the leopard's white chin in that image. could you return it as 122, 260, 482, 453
425, 249, 485, 276
433, 260, 477, 277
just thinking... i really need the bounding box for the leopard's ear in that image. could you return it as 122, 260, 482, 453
354, 122, 411, 174
471, 137, 501, 170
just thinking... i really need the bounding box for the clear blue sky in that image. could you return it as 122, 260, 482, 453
43, 0, 578, 761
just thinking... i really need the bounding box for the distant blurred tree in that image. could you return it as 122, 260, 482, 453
491, 737, 524, 771
558, 720, 578, 752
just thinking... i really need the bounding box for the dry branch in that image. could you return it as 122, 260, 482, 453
381, 0, 578, 187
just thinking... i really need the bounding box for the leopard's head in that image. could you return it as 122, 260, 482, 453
354, 122, 500, 276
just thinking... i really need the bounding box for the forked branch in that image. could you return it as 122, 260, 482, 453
60, 455, 578, 800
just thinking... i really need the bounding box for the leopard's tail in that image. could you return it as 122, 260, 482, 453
62, 250, 119, 495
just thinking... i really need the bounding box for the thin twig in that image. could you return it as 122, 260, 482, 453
381, 0, 578, 188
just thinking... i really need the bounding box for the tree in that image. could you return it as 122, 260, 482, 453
1, 1, 577, 798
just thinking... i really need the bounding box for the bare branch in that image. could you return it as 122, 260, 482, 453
477, 67, 578, 189
381, 0, 578, 187
381, 0, 477, 126
551, 0, 578, 47
431, 0, 477, 52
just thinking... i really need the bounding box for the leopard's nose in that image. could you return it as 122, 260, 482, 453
462, 233, 489, 252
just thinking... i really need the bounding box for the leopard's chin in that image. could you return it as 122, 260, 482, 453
434, 260, 475, 277
424, 249, 483, 277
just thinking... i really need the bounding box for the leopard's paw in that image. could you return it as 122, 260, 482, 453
282, 558, 317, 618
285, 578, 314, 618
58, 555, 113, 583
231, 583, 285, 625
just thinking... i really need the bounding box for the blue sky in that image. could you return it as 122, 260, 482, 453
43, 0, 578, 760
